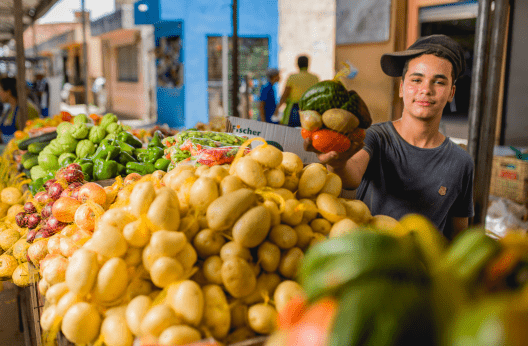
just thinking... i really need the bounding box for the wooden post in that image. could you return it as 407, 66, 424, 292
81, 0, 89, 113
231, 0, 239, 117
14, 0, 28, 130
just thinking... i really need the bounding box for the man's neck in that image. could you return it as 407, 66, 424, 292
392, 115, 445, 149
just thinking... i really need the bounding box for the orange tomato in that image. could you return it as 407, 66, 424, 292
311, 129, 351, 153
301, 128, 313, 140
277, 295, 307, 330
61, 111, 72, 122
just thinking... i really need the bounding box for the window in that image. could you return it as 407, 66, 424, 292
117, 44, 138, 82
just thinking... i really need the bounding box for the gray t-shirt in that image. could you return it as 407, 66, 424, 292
356, 121, 474, 234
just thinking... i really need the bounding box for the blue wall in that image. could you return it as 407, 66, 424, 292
135, 0, 279, 129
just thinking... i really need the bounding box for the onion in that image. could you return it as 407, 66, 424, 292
77, 183, 107, 205
48, 183, 65, 201
47, 235, 62, 255
42, 255, 69, 285
15, 212, 27, 228
41, 202, 53, 219
75, 203, 104, 232
27, 213, 41, 229
24, 202, 37, 214
34, 191, 52, 206
28, 239, 50, 267
60, 237, 80, 257
44, 179, 57, 191
52, 197, 82, 223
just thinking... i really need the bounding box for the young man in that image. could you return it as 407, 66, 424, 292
276, 55, 319, 127
258, 68, 280, 123
305, 35, 474, 239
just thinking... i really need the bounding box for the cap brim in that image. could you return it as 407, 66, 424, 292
380, 48, 427, 77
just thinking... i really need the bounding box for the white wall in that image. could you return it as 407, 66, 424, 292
48, 75, 62, 117
278, 0, 336, 93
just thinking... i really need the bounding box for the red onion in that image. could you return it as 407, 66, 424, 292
44, 179, 57, 191
15, 212, 27, 228
46, 215, 67, 232
24, 201, 37, 214
65, 163, 82, 172
26, 229, 37, 243
27, 213, 41, 229
48, 182, 65, 201
41, 202, 53, 219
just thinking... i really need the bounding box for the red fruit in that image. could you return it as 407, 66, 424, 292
24, 202, 37, 214
68, 182, 83, 190
301, 128, 313, 140
61, 111, 72, 122
34, 191, 52, 206
64, 170, 84, 183
48, 182, 65, 201
44, 179, 57, 191
15, 212, 27, 228
65, 163, 82, 172
46, 216, 67, 232
26, 230, 37, 243
41, 202, 54, 219
124, 173, 142, 186
311, 129, 351, 153
27, 213, 41, 229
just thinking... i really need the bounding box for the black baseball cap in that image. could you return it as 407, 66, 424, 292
380, 34, 466, 80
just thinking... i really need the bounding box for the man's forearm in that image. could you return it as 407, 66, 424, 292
327, 162, 363, 190
259, 102, 266, 122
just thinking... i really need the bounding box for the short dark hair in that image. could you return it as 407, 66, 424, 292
401, 48, 456, 84
298, 56, 309, 69
0, 77, 17, 99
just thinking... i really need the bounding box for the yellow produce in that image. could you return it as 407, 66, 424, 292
0, 228, 20, 251
232, 206, 271, 248
221, 257, 257, 298
125, 295, 152, 336
94, 257, 129, 303
61, 302, 102, 344
166, 280, 204, 327
1, 187, 22, 205
329, 218, 359, 238
147, 187, 180, 231
65, 248, 99, 296
140, 304, 180, 337
12, 263, 36, 287
273, 280, 305, 313
248, 303, 277, 334
158, 325, 202, 346
149, 230, 186, 257
202, 284, 230, 340
45, 282, 69, 305
249, 144, 283, 169
101, 314, 134, 346
149, 257, 184, 288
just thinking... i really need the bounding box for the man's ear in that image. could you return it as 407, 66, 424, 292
448, 85, 456, 103
399, 80, 404, 98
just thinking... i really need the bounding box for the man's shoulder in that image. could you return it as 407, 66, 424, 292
446, 140, 474, 168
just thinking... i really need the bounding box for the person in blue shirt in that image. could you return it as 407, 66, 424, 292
258, 68, 280, 123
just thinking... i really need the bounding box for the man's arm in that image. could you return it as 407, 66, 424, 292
275, 86, 291, 114
447, 217, 469, 241
259, 101, 266, 122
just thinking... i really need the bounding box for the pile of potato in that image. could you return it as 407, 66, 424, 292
38, 143, 379, 346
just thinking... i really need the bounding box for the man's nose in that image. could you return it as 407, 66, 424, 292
419, 82, 434, 94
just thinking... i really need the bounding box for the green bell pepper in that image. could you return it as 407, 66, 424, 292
143, 146, 165, 164
126, 162, 156, 175
92, 139, 121, 161
148, 130, 165, 149
119, 151, 137, 165
58, 153, 77, 167
154, 158, 171, 171
117, 163, 126, 176
117, 131, 143, 148
115, 140, 135, 156
93, 153, 118, 181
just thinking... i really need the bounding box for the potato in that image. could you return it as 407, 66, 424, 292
257, 241, 281, 273
101, 314, 133, 346
263, 200, 281, 227
310, 218, 332, 235
166, 280, 204, 327
298, 164, 327, 198
83, 226, 128, 258
280, 199, 303, 227
195, 165, 210, 176
202, 285, 230, 340
189, 177, 219, 211
147, 187, 180, 232
141, 304, 180, 337
294, 224, 315, 249
235, 156, 267, 189
150, 230, 187, 257
273, 280, 306, 313
158, 325, 202, 346
177, 175, 197, 215
201, 165, 229, 183
248, 304, 277, 334
268, 224, 298, 249
320, 173, 343, 197
280, 152, 303, 175
329, 218, 359, 238
203, 256, 224, 285
198, 215, 209, 229
206, 189, 256, 231
177, 215, 200, 241
282, 173, 299, 192
65, 248, 98, 296
61, 302, 101, 344
230, 303, 249, 329
123, 247, 143, 267
127, 181, 156, 218
221, 257, 257, 298
299, 110, 323, 131
220, 241, 252, 262
142, 245, 162, 271
125, 277, 153, 300
40, 305, 58, 331
150, 257, 185, 288
125, 295, 152, 336
279, 247, 304, 279
219, 175, 245, 195
299, 199, 318, 224
123, 219, 151, 248
225, 327, 256, 345
193, 229, 226, 259
243, 272, 281, 305
316, 193, 346, 223
250, 144, 284, 168
175, 243, 198, 270
370, 215, 402, 234
163, 169, 196, 191
94, 257, 129, 303
97, 208, 135, 231
273, 188, 295, 201
45, 282, 69, 305
265, 168, 286, 188
232, 206, 271, 248
309, 232, 327, 247
342, 199, 372, 224
322, 108, 360, 133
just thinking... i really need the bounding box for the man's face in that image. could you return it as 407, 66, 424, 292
399, 54, 456, 121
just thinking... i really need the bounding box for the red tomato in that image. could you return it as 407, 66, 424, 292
301, 128, 313, 140
61, 111, 73, 122
277, 295, 307, 330
311, 129, 351, 153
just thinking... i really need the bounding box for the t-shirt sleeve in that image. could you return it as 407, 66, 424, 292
361, 126, 381, 157
449, 162, 475, 218
285, 75, 294, 88
258, 86, 268, 102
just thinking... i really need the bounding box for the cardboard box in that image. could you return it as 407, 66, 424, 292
226, 117, 319, 164
490, 156, 528, 204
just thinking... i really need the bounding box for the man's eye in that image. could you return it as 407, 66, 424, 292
435, 81, 446, 85
411, 79, 421, 83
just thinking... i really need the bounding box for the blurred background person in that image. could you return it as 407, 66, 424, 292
275, 55, 319, 127
258, 68, 280, 123
34, 68, 50, 117
0, 77, 39, 143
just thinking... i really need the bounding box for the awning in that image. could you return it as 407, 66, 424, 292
0, 0, 59, 44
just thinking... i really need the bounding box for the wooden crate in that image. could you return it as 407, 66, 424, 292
490, 156, 528, 204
